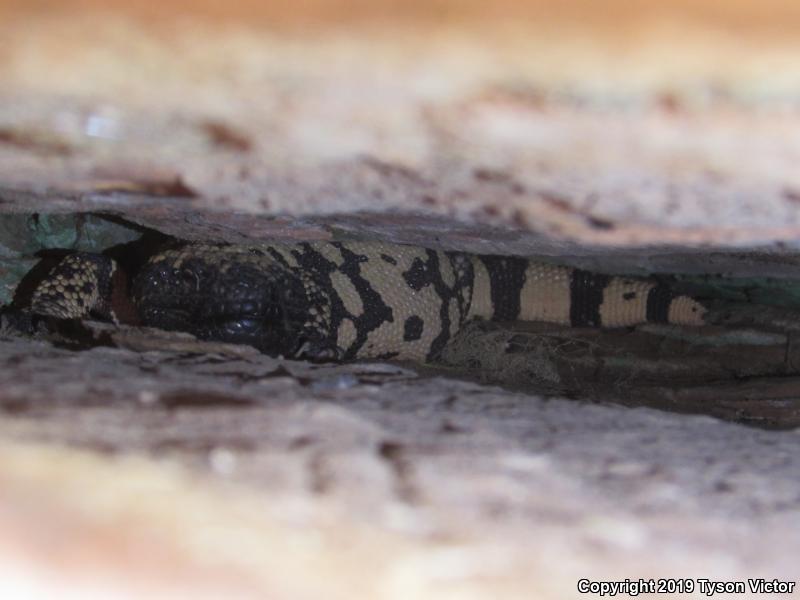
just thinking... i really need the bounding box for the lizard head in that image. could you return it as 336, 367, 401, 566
133, 244, 333, 358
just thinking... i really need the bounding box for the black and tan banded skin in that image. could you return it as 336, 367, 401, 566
29, 241, 706, 362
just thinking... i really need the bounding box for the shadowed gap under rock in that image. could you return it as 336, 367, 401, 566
2, 211, 800, 429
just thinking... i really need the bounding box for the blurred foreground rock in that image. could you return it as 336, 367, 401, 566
1, 334, 799, 599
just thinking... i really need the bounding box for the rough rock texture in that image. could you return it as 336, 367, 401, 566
3, 1, 800, 598
1, 333, 799, 599
4, 2, 800, 250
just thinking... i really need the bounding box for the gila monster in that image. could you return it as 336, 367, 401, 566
29, 241, 706, 362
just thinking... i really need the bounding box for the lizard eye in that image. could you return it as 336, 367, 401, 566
179, 269, 202, 292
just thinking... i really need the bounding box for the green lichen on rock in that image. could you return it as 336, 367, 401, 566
0, 257, 38, 305
0, 213, 142, 305
676, 274, 800, 311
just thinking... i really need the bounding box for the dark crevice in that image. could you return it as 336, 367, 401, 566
4, 210, 800, 428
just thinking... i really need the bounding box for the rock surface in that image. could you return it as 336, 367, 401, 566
1, 333, 799, 599
2, 1, 800, 598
